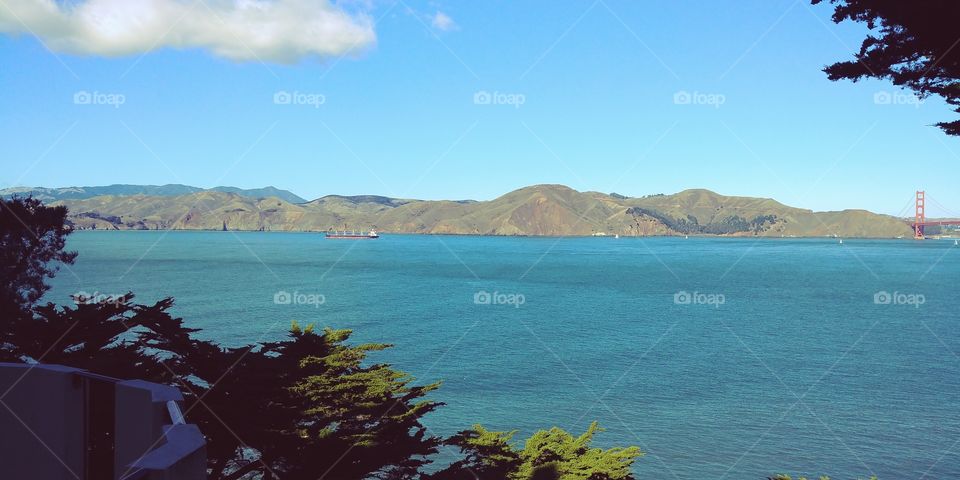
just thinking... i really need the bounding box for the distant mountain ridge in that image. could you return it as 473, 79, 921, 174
49, 184, 915, 238
1, 184, 307, 204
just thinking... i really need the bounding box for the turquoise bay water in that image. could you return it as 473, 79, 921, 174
48, 232, 960, 479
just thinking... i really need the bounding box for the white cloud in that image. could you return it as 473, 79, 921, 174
430, 11, 456, 32
0, 0, 376, 63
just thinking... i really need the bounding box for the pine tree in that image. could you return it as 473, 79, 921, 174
189, 323, 444, 480
0, 196, 76, 360
813, 0, 960, 135
429, 422, 642, 480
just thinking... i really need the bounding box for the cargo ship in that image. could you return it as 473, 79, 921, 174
325, 229, 379, 239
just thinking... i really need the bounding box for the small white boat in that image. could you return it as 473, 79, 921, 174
615, 234, 620, 239
839, 239, 843, 245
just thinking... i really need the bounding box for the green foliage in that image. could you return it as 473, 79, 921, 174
427, 425, 522, 479
75, 211, 123, 225
430, 422, 642, 480
627, 207, 777, 235
159, 323, 444, 480
518, 422, 642, 480
4, 293, 196, 383
0, 196, 76, 332
813, 0, 960, 135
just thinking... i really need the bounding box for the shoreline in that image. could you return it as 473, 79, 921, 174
66, 229, 949, 241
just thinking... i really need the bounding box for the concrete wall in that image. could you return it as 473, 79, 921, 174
0, 363, 206, 480
0, 363, 86, 480
115, 381, 167, 478
115, 380, 206, 480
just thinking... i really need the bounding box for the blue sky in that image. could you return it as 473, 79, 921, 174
2, 0, 959, 216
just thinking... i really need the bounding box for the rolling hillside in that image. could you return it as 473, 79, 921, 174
1, 184, 307, 204
51, 185, 915, 238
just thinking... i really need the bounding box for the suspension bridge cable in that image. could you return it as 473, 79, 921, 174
895, 197, 916, 219
927, 196, 960, 219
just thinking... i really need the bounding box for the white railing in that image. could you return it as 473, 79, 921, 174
166, 400, 186, 425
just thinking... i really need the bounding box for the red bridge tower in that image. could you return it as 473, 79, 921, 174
915, 190, 925, 240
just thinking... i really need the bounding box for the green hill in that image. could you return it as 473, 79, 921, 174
53, 185, 914, 238
1, 184, 307, 204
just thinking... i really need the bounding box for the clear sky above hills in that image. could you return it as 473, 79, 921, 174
2, 0, 959, 217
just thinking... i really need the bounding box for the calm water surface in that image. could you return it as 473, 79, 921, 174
48, 232, 960, 479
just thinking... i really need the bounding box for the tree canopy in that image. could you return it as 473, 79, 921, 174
813, 0, 960, 135
0, 196, 75, 325
429, 423, 643, 480
184, 322, 445, 480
